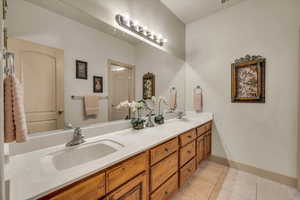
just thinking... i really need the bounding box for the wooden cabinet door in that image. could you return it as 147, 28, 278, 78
106, 173, 147, 200
204, 133, 212, 158
207, 133, 212, 155
196, 136, 205, 166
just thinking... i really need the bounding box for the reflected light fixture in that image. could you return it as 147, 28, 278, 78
115, 14, 168, 46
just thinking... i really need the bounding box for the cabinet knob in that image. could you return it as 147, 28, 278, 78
187, 150, 191, 154
165, 191, 169, 195
188, 135, 192, 138
164, 148, 169, 152
58, 110, 64, 115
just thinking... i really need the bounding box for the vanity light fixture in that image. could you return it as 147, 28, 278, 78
115, 14, 167, 46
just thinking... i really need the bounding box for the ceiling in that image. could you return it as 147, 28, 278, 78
161, 0, 246, 24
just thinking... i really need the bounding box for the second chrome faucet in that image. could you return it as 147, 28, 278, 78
66, 127, 86, 147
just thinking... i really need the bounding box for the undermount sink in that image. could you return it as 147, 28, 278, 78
50, 139, 124, 170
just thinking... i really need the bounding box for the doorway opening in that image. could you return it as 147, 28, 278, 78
108, 60, 135, 121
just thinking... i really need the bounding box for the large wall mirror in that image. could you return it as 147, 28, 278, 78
7, 0, 186, 135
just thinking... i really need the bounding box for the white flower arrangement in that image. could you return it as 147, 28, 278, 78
116, 100, 146, 116
116, 100, 147, 129
151, 96, 168, 115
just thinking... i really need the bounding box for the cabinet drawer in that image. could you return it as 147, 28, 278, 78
197, 121, 212, 137
150, 138, 179, 165
180, 129, 197, 146
107, 152, 148, 192
180, 141, 196, 167
151, 173, 178, 200
106, 173, 147, 200
49, 173, 105, 200
150, 152, 178, 192
196, 136, 205, 167
180, 158, 196, 186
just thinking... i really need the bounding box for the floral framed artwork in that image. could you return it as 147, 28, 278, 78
231, 55, 266, 103
93, 76, 103, 93
143, 73, 155, 100
76, 60, 88, 79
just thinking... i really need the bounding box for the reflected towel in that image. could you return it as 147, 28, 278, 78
194, 93, 203, 112
4, 75, 15, 142
4, 75, 28, 143
169, 91, 177, 110
12, 75, 28, 142
84, 95, 99, 116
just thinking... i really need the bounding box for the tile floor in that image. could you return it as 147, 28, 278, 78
172, 161, 300, 200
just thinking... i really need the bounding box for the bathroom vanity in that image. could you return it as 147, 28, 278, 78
6, 113, 213, 200
34, 118, 212, 200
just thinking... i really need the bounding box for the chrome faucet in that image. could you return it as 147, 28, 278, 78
145, 112, 155, 128
66, 127, 86, 147
144, 101, 155, 128
165, 109, 185, 119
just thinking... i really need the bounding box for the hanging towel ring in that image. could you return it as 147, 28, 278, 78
170, 87, 177, 93
4, 52, 15, 75
194, 85, 202, 95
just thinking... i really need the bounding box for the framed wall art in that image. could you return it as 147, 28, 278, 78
93, 76, 103, 93
76, 60, 88, 79
231, 55, 266, 103
143, 72, 155, 100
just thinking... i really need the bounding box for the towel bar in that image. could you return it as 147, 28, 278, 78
71, 95, 108, 100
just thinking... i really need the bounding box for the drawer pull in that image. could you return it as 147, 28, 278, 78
188, 135, 192, 138
164, 148, 169, 152
165, 191, 169, 195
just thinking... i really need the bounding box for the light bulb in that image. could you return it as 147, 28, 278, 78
123, 15, 129, 21
151, 32, 156, 39
123, 15, 130, 26
133, 20, 139, 26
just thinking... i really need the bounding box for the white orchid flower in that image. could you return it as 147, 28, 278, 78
159, 96, 168, 105
151, 96, 158, 105
116, 100, 130, 109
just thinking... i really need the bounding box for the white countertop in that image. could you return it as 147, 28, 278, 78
7, 112, 213, 200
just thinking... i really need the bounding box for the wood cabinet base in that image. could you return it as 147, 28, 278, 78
39, 121, 212, 200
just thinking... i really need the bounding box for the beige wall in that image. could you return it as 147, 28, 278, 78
186, 0, 300, 178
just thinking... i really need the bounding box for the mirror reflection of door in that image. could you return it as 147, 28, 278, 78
8, 38, 64, 133
108, 60, 135, 121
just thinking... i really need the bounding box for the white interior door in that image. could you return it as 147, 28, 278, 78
8, 38, 64, 133
109, 62, 135, 121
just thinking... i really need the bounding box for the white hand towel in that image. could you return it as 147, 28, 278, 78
84, 95, 99, 116
194, 92, 203, 112
169, 90, 177, 110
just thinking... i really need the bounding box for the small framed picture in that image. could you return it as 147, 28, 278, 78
76, 60, 88, 79
143, 72, 155, 100
231, 55, 266, 103
93, 76, 103, 93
